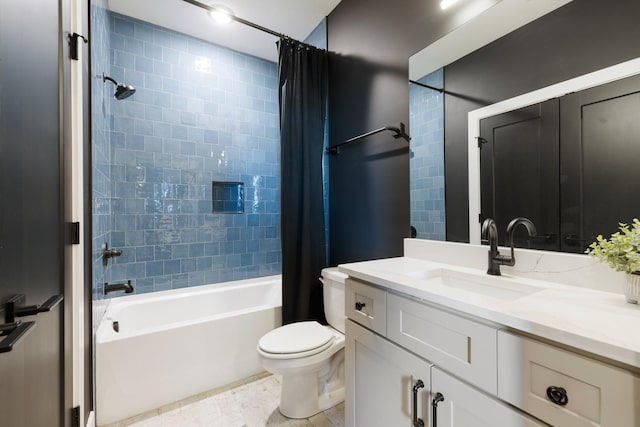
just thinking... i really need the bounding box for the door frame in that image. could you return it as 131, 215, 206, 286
65, 0, 91, 425
467, 56, 640, 244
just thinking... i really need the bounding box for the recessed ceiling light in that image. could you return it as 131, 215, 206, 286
440, 0, 461, 9
209, 5, 234, 24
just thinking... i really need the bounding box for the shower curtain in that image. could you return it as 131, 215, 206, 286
278, 38, 328, 324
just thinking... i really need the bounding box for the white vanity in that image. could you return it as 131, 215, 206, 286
339, 239, 640, 427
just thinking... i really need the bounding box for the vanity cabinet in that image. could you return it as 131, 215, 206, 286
386, 292, 497, 394
497, 331, 640, 427
345, 320, 432, 427
430, 367, 546, 427
345, 276, 640, 427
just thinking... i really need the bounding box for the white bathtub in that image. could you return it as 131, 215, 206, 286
95, 275, 282, 426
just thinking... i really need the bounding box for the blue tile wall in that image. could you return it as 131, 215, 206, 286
94, 13, 281, 296
91, 0, 113, 315
409, 69, 445, 240
305, 18, 327, 50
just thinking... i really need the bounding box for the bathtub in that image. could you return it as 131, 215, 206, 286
95, 275, 282, 426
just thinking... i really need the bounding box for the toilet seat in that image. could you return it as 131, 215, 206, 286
258, 321, 334, 360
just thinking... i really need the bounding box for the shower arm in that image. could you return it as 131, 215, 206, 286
103, 74, 118, 86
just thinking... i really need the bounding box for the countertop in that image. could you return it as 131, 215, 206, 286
339, 256, 640, 370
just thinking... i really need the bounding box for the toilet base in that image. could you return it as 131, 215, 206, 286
279, 372, 345, 419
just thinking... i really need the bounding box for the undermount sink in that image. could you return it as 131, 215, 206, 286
404, 268, 543, 301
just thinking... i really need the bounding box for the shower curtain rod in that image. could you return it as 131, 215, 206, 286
326, 123, 411, 155
409, 79, 444, 93
181, 0, 319, 50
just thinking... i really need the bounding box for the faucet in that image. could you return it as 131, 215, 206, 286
102, 242, 123, 266
104, 280, 134, 295
481, 217, 537, 275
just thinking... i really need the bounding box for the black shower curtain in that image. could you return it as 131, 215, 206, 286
278, 38, 328, 324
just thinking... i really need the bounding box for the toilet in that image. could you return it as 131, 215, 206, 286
257, 267, 347, 419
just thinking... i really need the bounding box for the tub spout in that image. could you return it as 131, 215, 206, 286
104, 280, 134, 295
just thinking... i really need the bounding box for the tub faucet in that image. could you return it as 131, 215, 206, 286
481, 217, 537, 276
104, 280, 134, 295
102, 242, 123, 266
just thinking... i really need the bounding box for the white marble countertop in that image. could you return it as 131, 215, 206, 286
339, 255, 640, 370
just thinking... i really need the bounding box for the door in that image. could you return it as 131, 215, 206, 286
431, 367, 547, 427
0, 1, 68, 426
479, 100, 560, 250
345, 320, 432, 427
561, 74, 640, 252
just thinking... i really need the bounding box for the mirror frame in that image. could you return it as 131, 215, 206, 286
409, 0, 573, 81
467, 57, 640, 244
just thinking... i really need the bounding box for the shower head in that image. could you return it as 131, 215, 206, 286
102, 74, 136, 100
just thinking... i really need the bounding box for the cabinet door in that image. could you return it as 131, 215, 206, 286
431, 367, 547, 427
346, 320, 432, 427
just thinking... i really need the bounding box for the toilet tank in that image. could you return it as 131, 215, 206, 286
321, 267, 347, 334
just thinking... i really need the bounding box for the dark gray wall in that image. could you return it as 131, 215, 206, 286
445, 0, 640, 242
326, 0, 484, 264
327, 0, 640, 261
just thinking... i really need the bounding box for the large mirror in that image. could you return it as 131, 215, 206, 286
409, 0, 571, 241
409, 0, 640, 254
467, 61, 640, 252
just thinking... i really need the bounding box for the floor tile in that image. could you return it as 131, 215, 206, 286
104, 374, 345, 427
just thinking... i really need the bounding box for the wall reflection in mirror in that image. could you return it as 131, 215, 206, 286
409, 70, 445, 240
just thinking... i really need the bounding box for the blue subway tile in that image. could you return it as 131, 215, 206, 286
146, 261, 164, 276
95, 12, 283, 297
113, 16, 134, 37
164, 259, 181, 274
197, 257, 212, 271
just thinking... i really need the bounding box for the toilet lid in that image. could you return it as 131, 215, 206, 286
258, 321, 333, 355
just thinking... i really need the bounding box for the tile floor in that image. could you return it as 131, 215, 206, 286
103, 373, 345, 427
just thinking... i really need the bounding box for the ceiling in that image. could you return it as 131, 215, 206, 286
108, 0, 342, 62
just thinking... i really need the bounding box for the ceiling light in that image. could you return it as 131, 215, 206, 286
209, 5, 234, 24
441, 0, 461, 9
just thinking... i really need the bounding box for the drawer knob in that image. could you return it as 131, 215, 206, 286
355, 302, 366, 311
546, 386, 569, 406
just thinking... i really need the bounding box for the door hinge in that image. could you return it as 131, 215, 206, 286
71, 222, 80, 245
68, 33, 88, 61
476, 136, 488, 148
72, 406, 81, 427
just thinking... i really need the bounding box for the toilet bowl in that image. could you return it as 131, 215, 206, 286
257, 267, 347, 419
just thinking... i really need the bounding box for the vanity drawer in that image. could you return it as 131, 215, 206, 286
387, 293, 498, 394
498, 331, 640, 427
345, 278, 387, 336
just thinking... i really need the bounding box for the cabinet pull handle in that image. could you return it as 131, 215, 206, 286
432, 392, 444, 427
546, 386, 568, 406
355, 301, 366, 311
412, 379, 425, 427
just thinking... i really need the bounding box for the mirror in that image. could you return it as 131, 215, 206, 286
409, 0, 572, 81
467, 59, 640, 250
409, 0, 603, 247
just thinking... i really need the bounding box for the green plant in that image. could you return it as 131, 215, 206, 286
586, 219, 640, 274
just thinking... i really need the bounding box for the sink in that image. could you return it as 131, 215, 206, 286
407, 268, 543, 301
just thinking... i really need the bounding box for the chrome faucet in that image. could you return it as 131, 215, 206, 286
104, 280, 134, 295
481, 217, 537, 276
